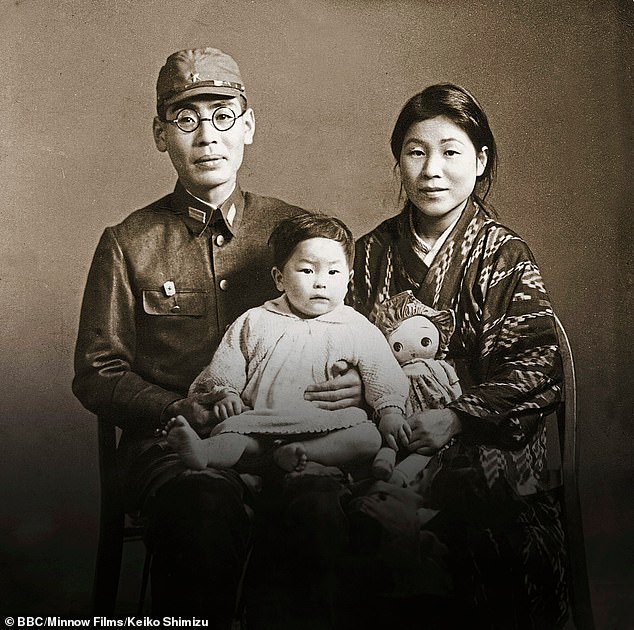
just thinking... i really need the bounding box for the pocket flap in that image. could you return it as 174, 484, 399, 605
142, 290, 207, 316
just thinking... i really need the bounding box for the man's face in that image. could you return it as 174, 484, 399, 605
153, 96, 255, 204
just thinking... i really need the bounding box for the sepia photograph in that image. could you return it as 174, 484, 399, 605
1, 1, 632, 628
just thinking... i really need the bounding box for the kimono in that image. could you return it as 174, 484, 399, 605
352, 198, 569, 629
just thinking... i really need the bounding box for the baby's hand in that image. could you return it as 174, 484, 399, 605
213, 392, 245, 421
378, 411, 411, 451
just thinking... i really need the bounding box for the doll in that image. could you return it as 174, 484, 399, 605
371, 291, 462, 487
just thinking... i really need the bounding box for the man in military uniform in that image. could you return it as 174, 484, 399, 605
73, 48, 360, 629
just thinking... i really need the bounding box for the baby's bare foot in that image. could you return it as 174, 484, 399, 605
165, 415, 208, 470
163, 415, 188, 435
274, 442, 308, 472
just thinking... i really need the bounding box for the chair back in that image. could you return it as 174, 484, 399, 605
553, 315, 595, 630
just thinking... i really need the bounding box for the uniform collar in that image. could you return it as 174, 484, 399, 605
171, 181, 245, 237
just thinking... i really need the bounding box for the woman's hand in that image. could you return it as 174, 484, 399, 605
407, 409, 462, 454
303, 360, 363, 410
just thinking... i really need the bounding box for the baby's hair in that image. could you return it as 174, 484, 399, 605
268, 211, 355, 270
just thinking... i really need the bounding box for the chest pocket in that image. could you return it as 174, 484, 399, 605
142, 290, 207, 316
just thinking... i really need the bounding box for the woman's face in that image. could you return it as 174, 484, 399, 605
399, 115, 487, 226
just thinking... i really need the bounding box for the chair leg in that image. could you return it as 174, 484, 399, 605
563, 490, 595, 630
92, 519, 124, 615
233, 544, 253, 624
136, 550, 152, 616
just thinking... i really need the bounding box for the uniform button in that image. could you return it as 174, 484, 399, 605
219, 279, 229, 291
170, 305, 181, 313
215, 234, 225, 247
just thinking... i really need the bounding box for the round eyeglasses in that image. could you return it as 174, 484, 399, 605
166, 107, 247, 133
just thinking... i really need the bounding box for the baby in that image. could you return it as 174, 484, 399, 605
165, 211, 410, 473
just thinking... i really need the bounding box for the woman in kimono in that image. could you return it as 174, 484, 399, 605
349, 84, 569, 629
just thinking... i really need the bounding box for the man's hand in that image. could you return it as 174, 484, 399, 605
164, 392, 226, 437
212, 392, 245, 421
303, 360, 363, 410
407, 408, 462, 454
378, 411, 411, 451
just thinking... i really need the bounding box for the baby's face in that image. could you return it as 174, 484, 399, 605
272, 237, 351, 318
388, 315, 440, 363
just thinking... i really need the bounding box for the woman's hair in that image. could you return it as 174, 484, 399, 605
390, 83, 498, 205
268, 211, 355, 270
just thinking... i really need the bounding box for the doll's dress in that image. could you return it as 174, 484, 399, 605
402, 358, 462, 415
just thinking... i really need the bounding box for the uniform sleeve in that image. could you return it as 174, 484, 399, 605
188, 311, 250, 398
352, 316, 410, 414
448, 240, 563, 449
72, 229, 182, 431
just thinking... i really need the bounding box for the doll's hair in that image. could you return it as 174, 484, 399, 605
374, 291, 456, 359
268, 211, 355, 270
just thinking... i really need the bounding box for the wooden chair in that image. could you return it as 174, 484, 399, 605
553, 315, 595, 630
92, 417, 151, 615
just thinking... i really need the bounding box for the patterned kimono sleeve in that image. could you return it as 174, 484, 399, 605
449, 237, 563, 449
188, 310, 251, 399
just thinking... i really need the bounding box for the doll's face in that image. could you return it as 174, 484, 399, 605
387, 315, 440, 363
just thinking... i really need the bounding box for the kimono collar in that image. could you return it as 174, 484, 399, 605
415, 197, 485, 308
171, 181, 245, 237
407, 201, 461, 267
263, 295, 354, 323
397, 198, 480, 265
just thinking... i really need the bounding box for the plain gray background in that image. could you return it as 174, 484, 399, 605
1, 0, 632, 625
